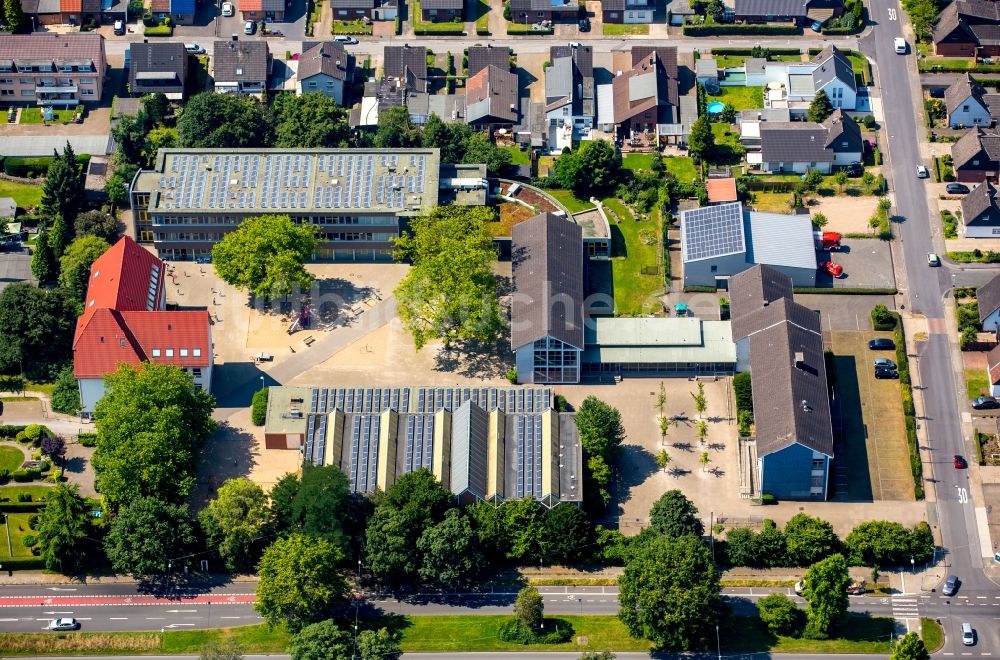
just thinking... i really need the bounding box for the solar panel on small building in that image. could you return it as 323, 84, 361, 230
681, 202, 747, 262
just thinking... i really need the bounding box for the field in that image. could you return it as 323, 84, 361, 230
706, 85, 765, 111
601, 198, 664, 316
0, 181, 42, 209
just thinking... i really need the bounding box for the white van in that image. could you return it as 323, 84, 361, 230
894, 37, 906, 54
962, 623, 975, 646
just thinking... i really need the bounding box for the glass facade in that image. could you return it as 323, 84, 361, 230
531, 337, 580, 384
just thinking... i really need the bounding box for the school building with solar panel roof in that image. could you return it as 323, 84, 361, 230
129, 148, 487, 262
263, 385, 583, 506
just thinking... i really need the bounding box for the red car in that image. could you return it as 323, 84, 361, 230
954, 455, 967, 469
820, 261, 844, 277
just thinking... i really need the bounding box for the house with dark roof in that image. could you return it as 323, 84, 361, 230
420, 0, 463, 21
466, 65, 519, 127
951, 127, 1000, 182
963, 181, 1000, 237
240, 0, 284, 20
733, 0, 843, 25
944, 74, 1000, 128
128, 41, 187, 100
545, 44, 595, 152
467, 45, 511, 76
21, 0, 63, 26
148, 0, 193, 23
601, 0, 654, 23
610, 46, 680, 139
73, 236, 213, 415
352, 44, 436, 124
330, 0, 375, 19
933, 0, 1000, 57
59, 0, 101, 25
979, 273, 1000, 332
296, 41, 352, 105
810, 46, 857, 109
729, 264, 833, 500
509, 0, 578, 21
213, 37, 269, 97
748, 109, 862, 173
986, 344, 1000, 396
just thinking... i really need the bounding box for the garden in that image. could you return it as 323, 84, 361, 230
706, 86, 764, 112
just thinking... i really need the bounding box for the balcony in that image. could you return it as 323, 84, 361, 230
35, 86, 77, 94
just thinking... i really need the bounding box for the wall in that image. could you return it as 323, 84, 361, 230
761, 160, 833, 175
77, 378, 105, 414
964, 223, 1000, 238
683, 251, 747, 287
759, 442, 825, 499
983, 307, 1000, 332
949, 99, 992, 129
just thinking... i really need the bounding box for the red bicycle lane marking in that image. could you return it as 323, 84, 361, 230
0, 594, 257, 607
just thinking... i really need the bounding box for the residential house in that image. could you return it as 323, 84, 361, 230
962, 180, 1000, 237
986, 344, 1000, 396
545, 44, 595, 152
0, 33, 106, 106
331, 0, 376, 19
466, 65, 519, 128
73, 236, 213, 415
240, 0, 285, 20
420, 0, 463, 21
944, 73, 1000, 128
354, 44, 436, 124
951, 127, 1000, 182
213, 36, 269, 97
601, 0, 654, 24
739, 107, 792, 151
933, 0, 1000, 57
726, 46, 856, 114
748, 108, 862, 173
128, 41, 188, 100
59, 0, 100, 25
509, 0, 578, 22
979, 273, 1000, 332
729, 264, 833, 500
297, 41, 352, 105
680, 202, 817, 288
467, 44, 511, 76
809, 45, 857, 110
149, 0, 194, 24
610, 46, 679, 140
21, 0, 62, 26
666, 0, 694, 24
733, 0, 843, 25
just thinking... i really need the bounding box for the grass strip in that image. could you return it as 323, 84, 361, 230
921, 617, 944, 652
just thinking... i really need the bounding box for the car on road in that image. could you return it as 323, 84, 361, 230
820, 261, 843, 277
846, 580, 866, 595
221, 1, 234, 14
244, 20, 255, 33
184, 43, 205, 54
927, 252, 940, 266
47, 618, 79, 631
954, 454, 968, 469
943, 575, 960, 596
916, 164, 929, 178
962, 623, 976, 645
869, 338, 896, 350
794, 580, 804, 595
894, 37, 907, 54
333, 35, 358, 44
875, 366, 899, 379
579, 17, 590, 31
946, 183, 970, 194
113, 19, 125, 34
874, 358, 897, 369
971, 395, 1000, 410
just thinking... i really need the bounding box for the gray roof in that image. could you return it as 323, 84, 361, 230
213, 38, 268, 83
0, 134, 112, 157
545, 56, 573, 104
735, 0, 810, 17
546, 45, 594, 117
330, 0, 374, 8
383, 45, 427, 93
747, 210, 818, 271
963, 181, 1000, 227
822, 109, 863, 153
695, 58, 718, 78
979, 273, 1000, 322
728, 263, 795, 340
129, 42, 186, 89
450, 400, 489, 499
945, 73, 988, 117
422, 0, 462, 8
746, 57, 766, 75
681, 202, 746, 263
0, 197, 16, 219
740, 107, 792, 122
511, 213, 585, 351
812, 45, 856, 92
467, 45, 511, 77
465, 64, 518, 125
510, 0, 577, 12
952, 127, 1000, 170
298, 41, 350, 82
760, 123, 835, 163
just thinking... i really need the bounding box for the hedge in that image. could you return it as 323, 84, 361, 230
0, 501, 46, 512
143, 24, 173, 35
0, 557, 45, 570
78, 432, 98, 447
683, 24, 800, 35
871, 304, 897, 331
948, 250, 1000, 263
711, 47, 801, 56
918, 60, 1000, 73
733, 372, 753, 418
661, 214, 671, 283
684, 285, 717, 293
890, 312, 924, 500
0, 425, 52, 440
251, 387, 269, 426
4, 154, 90, 178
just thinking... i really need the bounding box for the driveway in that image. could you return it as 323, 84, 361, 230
816, 238, 896, 290
0, 251, 34, 293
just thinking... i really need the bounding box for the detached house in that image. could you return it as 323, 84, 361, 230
979, 273, 1000, 332
509, 0, 578, 22
601, 0, 655, 24
545, 44, 595, 152
466, 65, 518, 128
213, 36, 269, 97
952, 127, 1000, 182
933, 0, 1000, 57
809, 45, 857, 110
733, 0, 843, 25
129, 41, 188, 100
297, 41, 352, 105
610, 46, 680, 139
73, 237, 213, 416
944, 73, 1000, 128
962, 180, 1000, 237
240, 0, 285, 20
420, 0, 463, 21
749, 109, 862, 173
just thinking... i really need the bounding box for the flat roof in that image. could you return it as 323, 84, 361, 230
747, 210, 817, 271
788, 73, 815, 96
263, 385, 312, 436
583, 318, 736, 365
134, 148, 441, 216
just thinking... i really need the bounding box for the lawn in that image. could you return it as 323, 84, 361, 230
722, 615, 894, 654
712, 53, 802, 68
622, 154, 698, 183
602, 197, 664, 315
0, 513, 37, 559
845, 52, 870, 85
921, 618, 944, 652
751, 191, 794, 213
706, 86, 764, 112
0, 181, 39, 209
966, 369, 990, 399
18, 106, 83, 125
547, 188, 594, 214
331, 19, 372, 34
622, 153, 655, 171
0, 446, 24, 473
603, 23, 648, 35
709, 122, 745, 166
0, 485, 56, 503
502, 146, 530, 166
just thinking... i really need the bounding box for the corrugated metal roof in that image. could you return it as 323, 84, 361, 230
450, 400, 490, 499
747, 210, 817, 271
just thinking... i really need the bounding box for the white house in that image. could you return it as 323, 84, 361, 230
945, 73, 999, 129
978, 273, 1000, 332
544, 44, 595, 152
962, 180, 1000, 237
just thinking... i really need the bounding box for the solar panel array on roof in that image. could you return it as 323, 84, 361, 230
513, 414, 544, 498
347, 414, 381, 493
298, 386, 551, 416
402, 414, 436, 474
682, 202, 746, 262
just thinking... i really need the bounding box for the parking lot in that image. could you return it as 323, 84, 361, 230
816, 238, 896, 290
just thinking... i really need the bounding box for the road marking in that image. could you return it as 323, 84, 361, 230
145, 617, 165, 620
888, 7, 897, 19
0, 618, 19, 622
944, 652, 955, 655
219, 616, 241, 619
109, 617, 128, 620
76, 618, 91, 621
977, 596, 987, 599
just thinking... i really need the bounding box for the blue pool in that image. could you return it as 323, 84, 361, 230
706, 101, 725, 114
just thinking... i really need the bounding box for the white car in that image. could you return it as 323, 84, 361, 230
927, 252, 940, 266
244, 20, 255, 33
916, 164, 929, 178
333, 35, 358, 44
184, 43, 205, 54
894, 37, 906, 54
221, 1, 234, 15
962, 623, 975, 646
47, 618, 79, 631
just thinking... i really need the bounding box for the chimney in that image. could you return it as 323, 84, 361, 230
794, 351, 805, 368
143, 38, 148, 43
800, 399, 812, 412
231, 34, 238, 42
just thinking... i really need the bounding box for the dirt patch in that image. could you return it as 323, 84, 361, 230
805, 195, 880, 235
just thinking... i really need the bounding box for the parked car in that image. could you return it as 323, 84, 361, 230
846, 580, 866, 595
333, 35, 358, 44
954, 454, 967, 469
221, 1, 234, 14
875, 367, 899, 379
894, 37, 907, 54
916, 164, 929, 178
794, 580, 804, 595
927, 252, 941, 266
943, 575, 960, 596
869, 338, 896, 350
184, 43, 205, 54
874, 358, 897, 369
47, 618, 79, 631
846, 162, 863, 177
579, 17, 590, 31
244, 20, 256, 34
113, 19, 125, 34
820, 261, 843, 277
971, 396, 1000, 410
810, 20, 823, 32
946, 183, 970, 194
962, 623, 976, 646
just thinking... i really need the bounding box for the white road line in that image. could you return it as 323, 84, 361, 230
943, 652, 955, 656
145, 617, 165, 620
0, 618, 18, 622
219, 616, 241, 619
978, 596, 988, 599
109, 617, 128, 620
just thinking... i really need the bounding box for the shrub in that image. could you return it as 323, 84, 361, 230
11, 470, 29, 482
733, 372, 753, 418
871, 304, 896, 331
16, 493, 30, 502
506, 368, 518, 384
27, 514, 38, 528
14, 432, 26, 444
683, 23, 800, 35
22, 534, 37, 548
23, 425, 42, 443
251, 387, 269, 426
961, 326, 978, 350
760, 493, 777, 505
758, 593, 803, 636
78, 433, 98, 447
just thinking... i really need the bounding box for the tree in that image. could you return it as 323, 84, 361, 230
757, 593, 802, 636
41, 144, 84, 247
357, 628, 402, 660
811, 212, 829, 229
648, 490, 704, 538
861, 170, 875, 192
724, 527, 758, 566
200, 478, 271, 572
3, 0, 22, 31
803, 167, 824, 191
41, 434, 66, 463
688, 116, 715, 162
807, 90, 834, 122
0, 282, 77, 380
199, 639, 244, 660
892, 632, 930, 660
50, 364, 81, 415
177, 93, 271, 149
417, 508, 482, 588
573, 140, 622, 198
696, 420, 708, 444
103, 497, 196, 576
141, 92, 171, 126
802, 553, 850, 638
422, 113, 471, 164
541, 502, 593, 564
30, 231, 57, 283
720, 102, 737, 124
699, 451, 711, 472
503, 496, 546, 563
574, 396, 626, 460
784, 513, 840, 566
74, 210, 125, 244
287, 620, 352, 660
466, 499, 507, 564
269, 464, 364, 558
93, 362, 216, 508
656, 449, 671, 472
105, 172, 131, 208
110, 111, 147, 167
273, 92, 351, 149
691, 382, 706, 417
374, 105, 419, 148
462, 131, 512, 176
618, 534, 720, 650
36, 483, 89, 573
845, 520, 933, 566
255, 534, 348, 631
754, 519, 789, 567
142, 126, 179, 167
58, 235, 110, 305
835, 169, 849, 191
393, 205, 503, 349
212, 214, 317, 298
514, 586, 543, 630
658, 415, 671, 441
553, 150, 580, 190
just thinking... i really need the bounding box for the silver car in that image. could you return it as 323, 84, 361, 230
47, 618, 79, 631
916, 164, 929, 178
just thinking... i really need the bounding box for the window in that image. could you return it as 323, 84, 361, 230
152, 348, 161, 357
710, 265, 718, 272
0, 79, 11, 84
308, 81, 317, 87
974, 159, 980, 166
0, 90, 11, 96
963, 105, 970, 112
192, 368, 202, 377
81, 89, 94, 96
0, 65, 11, 72
19, 78, 30, 84
841, 141, 848, 148
812, 458, 825, 469
20, 90, 32, 96
193, 348, 202, 357
166, 348, 174, 357
180, 348, 189, 357
337, 9, 347, 14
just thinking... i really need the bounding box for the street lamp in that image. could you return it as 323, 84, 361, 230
911, 556, 915, 573
715, 624, 722, 660
259, 376, 265, 390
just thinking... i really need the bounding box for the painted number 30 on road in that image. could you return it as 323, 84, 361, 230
957, 486, 969, 504
887, 8, 897, 19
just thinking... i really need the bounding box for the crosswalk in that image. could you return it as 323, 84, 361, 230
891, 597, 920, 622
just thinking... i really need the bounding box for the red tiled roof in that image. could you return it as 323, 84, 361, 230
75, 236, 164, 342
241, 0, 264, 11
150, 0, 171, 12
60, 0, 82, 12
707, 177, 738, 203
